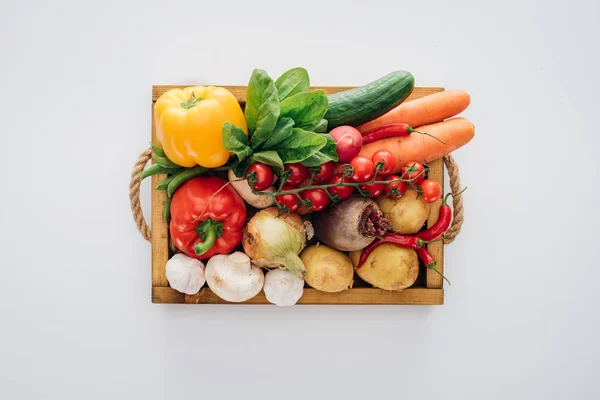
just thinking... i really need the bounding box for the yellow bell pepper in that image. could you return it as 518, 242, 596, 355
154, 86, 248, 168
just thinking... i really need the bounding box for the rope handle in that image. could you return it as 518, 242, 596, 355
129, 148, 464, 243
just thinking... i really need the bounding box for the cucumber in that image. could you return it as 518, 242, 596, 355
324, 71, 414, 128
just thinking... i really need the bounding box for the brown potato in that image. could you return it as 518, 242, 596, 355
375, 189, 431, 234
349, 244, 419, 291
300, 244, 354, 293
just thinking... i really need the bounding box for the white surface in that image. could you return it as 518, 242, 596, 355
1, 0, 599, 399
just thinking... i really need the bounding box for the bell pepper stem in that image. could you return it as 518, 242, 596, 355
194, 219, 224, 256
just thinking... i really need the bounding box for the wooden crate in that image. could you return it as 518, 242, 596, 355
150, 85, 446, 305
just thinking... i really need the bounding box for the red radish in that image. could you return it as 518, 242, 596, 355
329, 125, 363, 163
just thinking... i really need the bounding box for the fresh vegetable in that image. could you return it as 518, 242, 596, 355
357, 90, 471, 133
154, 86, 247, 168
228, 169, 275, 209
355, 233, 424, 269
357, 118, 475, 171
263, 269, 304, 306
359, 183, 383, 198
375, 189, 431, 234
284, 163, 308, 185
275, 185, 300, 212
311, 161, 334, 184
242, 207, 308, 278
417, 194, 453, 241
401, 162, 427, 186
324, 71, 415, 128
329, 126, 363, 163
165, 253, 206, 295
300, 244, 354, 293
327, 173, 355, 200
350, 156, 375, 182
371, 150, 396, 175
170, 176, 246, 260
140, 164, 182, 180
313, 196, 391, 252
205, 252, 265, 302
247, 163, 274, 191
300, 188, 329, 212
419, 179, 442, 203
167, 166, 209, 197
349, 244, 419, 291
416, 247, 450, 284
382, 175, 406, 199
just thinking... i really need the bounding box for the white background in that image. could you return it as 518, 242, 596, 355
1, 0, 599, 399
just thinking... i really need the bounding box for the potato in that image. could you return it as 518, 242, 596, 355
300, 244, 354, 293
375, 189, 431, 234
349, 244, 419, 291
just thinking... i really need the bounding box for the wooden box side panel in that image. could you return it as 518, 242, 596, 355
151, 85, 446, 303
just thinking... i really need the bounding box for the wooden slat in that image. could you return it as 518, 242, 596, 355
151, 103, 169, 287
425, 157, 445, 288
152, 286, 444, 305
152, 85, 444, 103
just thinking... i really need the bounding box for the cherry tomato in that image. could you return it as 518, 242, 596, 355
275, 185, 300, 212
350, 156, 375, 182
327, 173, 355, 201
382, 175, 407, 199
401, 162, 426, 185
420, 179, 442, 203
359, 183, 383, 198
301, 188, 329, 212
371, 150, 396, 175
284, 163, 308, 186
311, 161, 335, 184
246, 163, 274, 191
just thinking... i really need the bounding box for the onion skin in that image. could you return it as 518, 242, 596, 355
313, 196, 391, 252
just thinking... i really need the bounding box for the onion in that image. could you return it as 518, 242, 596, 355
313, 196, 391, 251
242, 207, 308, 278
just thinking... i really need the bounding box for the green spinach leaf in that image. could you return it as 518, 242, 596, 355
275, 128, 327, 164
279, 90, 328, 131
249, 80, 280, 149
222, 122, 253, 162
250, 151, 284, 172
275, 67, 310, 101
244, 69, 271, 133
261, 117, 295, 150
301, 134, 339, 167
313, 119, 328, 133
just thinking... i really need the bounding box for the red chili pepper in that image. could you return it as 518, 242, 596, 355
356, 233, 424, 268
416, 195, 452, 242
362, 123, 446, 144
362, 123, 416, 144
416, 247, 451, 285
169, 176, 246, 260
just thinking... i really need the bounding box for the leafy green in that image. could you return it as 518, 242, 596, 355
261, 117, 295, 150
301, 134, 339, 167
222, 122, 252, 162
250, 151, 284, 172
280, 90, 328, 131
275, 67, 310, 101
244, 69, 272, 133
249, 80, 280, 149
313, 119, 328, 133
274, 128, 327, 164
231, 158, 251, 178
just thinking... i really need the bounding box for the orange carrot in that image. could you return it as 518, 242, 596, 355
344, 118, 474, 175
357, 90, 471, 134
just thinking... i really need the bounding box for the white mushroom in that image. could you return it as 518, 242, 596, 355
165, 253, 206, 295
205, 252, 264, 302
228, 169, 275, 209
263, 268, 304, 306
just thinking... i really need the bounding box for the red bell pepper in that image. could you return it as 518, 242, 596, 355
169, 176, 246, 260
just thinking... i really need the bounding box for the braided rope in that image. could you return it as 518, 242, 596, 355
442, 155, 464, 244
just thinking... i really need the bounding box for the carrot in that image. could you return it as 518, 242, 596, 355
344, 118, 474, 175
357, 90, 471, 134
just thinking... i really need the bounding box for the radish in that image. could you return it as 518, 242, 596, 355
329, 125, 363, 163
